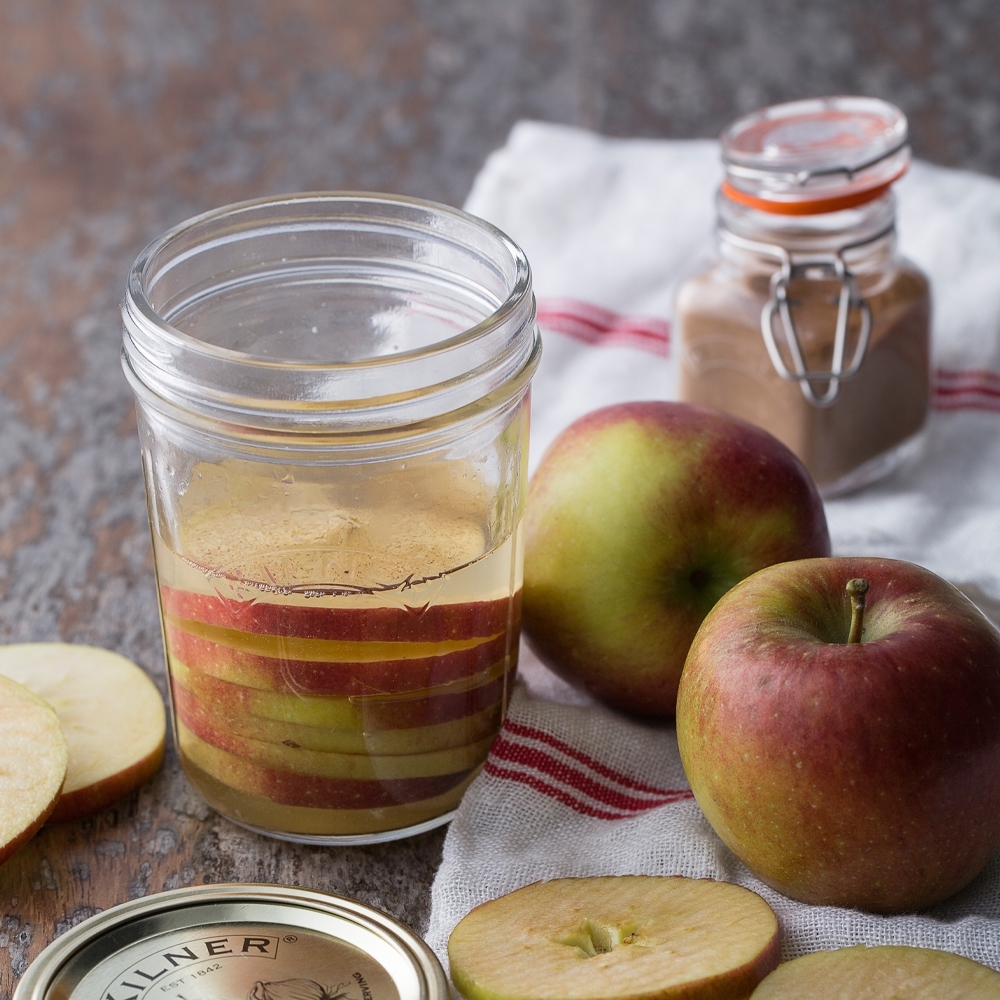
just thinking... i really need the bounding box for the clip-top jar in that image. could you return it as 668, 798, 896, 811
677, 96, 931, 495
122, 193, 540, 844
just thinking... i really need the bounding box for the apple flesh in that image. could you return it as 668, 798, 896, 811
677, 557, 1000, 913
171, 681, 503, 755
176, 707, 497, 779
164, 620, 510, 696
448, 875, 780, 1000
169, 656, 510, 730
0, 674, 68, 864
177, 722, 477, 809
523, 402, 830, 717
749, 945, 1000, 998
0, 643, 166, 823
160, 586, 518, 643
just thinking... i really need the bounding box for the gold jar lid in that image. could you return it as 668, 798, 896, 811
14, 884, 447, 1000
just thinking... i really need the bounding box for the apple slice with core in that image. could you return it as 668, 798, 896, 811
448, 875, 780, 1000
749, 945, 1000, 998
0, 674, 68, 865
0, 643, 166, 822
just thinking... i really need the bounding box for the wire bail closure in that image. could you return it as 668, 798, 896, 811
719, 226, 889, 407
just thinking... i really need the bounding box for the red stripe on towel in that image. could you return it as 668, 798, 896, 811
491, 736, 691, 813
504, 719, 686, 798
536, 298, 671, 357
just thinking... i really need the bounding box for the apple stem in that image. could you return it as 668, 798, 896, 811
846, 578, 869, 644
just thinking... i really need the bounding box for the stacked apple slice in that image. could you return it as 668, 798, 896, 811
0, 643, 166, 864
162, 587, 518, 823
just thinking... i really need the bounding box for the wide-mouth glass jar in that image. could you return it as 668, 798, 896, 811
122, 193, 540, 844
677, 97, 931, 496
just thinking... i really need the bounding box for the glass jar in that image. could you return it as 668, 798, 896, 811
677, 97, 931, 495
122, 193, 540, 844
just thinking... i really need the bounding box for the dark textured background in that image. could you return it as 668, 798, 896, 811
1, 0, 998, 990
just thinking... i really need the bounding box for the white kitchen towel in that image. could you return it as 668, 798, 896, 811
425, 121, 1000, 973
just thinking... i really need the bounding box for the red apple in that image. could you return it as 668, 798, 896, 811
676, 556, 1000, 913
523, 402, 830, 717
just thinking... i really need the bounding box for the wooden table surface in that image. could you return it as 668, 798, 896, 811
1, 1, 998, 992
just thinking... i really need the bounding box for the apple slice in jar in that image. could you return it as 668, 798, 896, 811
177, 722, 478, 809
0, 674, 68, 865
750, 944, 1000, 998
0, 644, 166, 822
448, 875, 780, 1000
171, 681, 503, 755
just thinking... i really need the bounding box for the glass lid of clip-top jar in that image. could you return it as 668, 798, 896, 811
676, 96, 930, 495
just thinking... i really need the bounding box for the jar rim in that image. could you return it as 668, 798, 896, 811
121, 192, 539, 434
124, 191, 532, 372
720, 96, 910, 214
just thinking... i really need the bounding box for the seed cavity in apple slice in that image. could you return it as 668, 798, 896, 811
0, 674, 68, 865
448, 875, 780, 1000
750, 944, 1000, 998
0, 643, 166, 822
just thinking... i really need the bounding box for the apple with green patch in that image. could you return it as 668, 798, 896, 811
523, 402, 830, 716
677, 556, 1000, 913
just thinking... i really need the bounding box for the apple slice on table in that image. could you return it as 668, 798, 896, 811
750, 945, 1000, 998
448, 876, 780, 1000
177, 722, 477, 809
171, 682, 502, 755
0, 644, 166, 822
0, 675, 68, 865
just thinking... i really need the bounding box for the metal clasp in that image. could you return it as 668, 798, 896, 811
719, 226, 889, 408
761, 255, 872, 407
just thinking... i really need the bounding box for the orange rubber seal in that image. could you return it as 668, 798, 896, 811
721, 161, 908, 215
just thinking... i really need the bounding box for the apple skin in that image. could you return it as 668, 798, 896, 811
48, 740, 164, 823
163, 622, 510, 697
160, 587, 518, 643
168, 657, 511, 730
676, 556, 1000, 913
171, 681, 502, 755
523, 402, 830, 717
178, 722, 476, 809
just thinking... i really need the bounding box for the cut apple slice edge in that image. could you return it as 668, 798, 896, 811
448, 875, 781, 1000
749, 944, 1000, 999
0, 643, 166, 823
0, 674, 68, 865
